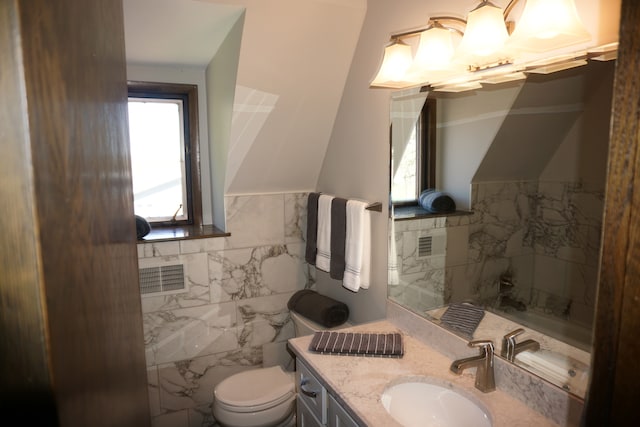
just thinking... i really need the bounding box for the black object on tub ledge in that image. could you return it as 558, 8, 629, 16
135, 215, 151, 240
287, 289, 349, 328
418, 189, 456, 214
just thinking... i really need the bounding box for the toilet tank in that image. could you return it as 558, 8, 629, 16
290, 310, 351, 337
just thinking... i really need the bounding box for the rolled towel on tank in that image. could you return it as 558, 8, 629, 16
287, 289, 349, 328
419, 189, 456, 213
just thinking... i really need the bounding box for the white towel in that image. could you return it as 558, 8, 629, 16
315, 194, 334, 272
343, 200, 371, 292
388, 217, 400, 286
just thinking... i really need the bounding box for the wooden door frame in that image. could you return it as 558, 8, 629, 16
585, 0, 640, 424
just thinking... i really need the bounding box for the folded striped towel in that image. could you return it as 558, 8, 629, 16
309, 331, 403, 358
439, 303, 485, 338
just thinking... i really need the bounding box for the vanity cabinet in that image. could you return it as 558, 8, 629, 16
296, 360, 359, 427
327, 394, 358, 427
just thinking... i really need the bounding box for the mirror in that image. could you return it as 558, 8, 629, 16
388, 58, 616, 398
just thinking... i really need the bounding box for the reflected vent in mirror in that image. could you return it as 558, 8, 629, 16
418, 235, 433, 258
416, 231, 446, 259
139, 264, 186, 295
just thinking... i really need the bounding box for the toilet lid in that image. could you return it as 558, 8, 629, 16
215, 366, 294, 410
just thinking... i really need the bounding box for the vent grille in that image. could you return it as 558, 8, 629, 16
139, 264, 186, 295
417, 236, 433, 258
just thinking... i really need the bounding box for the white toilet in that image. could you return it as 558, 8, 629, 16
212, 310, 350, 427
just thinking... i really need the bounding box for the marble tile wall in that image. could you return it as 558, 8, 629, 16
389, 215, 470, 313
529, 181, 603, 327
137, 192, 311, 427
391, 180, 603, 332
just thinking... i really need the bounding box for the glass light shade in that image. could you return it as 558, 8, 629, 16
371, 40, 413, 87
413, 26, 455, 71
457, 1, 509, 62
508, 0, 591, 52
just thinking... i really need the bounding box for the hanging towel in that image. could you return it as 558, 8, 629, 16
343, 200, 371, 292
305, 192, 320, 265
388, 218, 400, 286
330, 197, 348, 280
315, 194, 334, 272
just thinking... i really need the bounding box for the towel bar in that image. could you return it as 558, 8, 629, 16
365, 202, 382, 212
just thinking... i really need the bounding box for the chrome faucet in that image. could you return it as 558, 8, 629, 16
501, 328, 540, 362
450, 340, 496, 393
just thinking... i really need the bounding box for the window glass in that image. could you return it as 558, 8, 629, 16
391, 98, 436, 206
128, 98, 187, 222
392, 125, 418, 203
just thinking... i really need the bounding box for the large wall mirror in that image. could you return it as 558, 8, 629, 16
388, 58, 616, 399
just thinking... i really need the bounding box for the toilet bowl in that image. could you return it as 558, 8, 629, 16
212, 308, 351, 427
213, 366, 296, 427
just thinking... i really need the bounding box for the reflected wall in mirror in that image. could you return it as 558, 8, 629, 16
388, 58, 616, 398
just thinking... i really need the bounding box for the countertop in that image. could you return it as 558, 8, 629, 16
288, 320, 559, 427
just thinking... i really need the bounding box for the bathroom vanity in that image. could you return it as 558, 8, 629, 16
288, 301, 582, 426
296, 360, 358, 427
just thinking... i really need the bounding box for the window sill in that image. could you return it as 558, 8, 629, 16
138, 224, 230, 243
393, 205, 473, 221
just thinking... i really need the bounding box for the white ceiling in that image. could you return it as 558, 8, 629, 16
123, 0, 244, 67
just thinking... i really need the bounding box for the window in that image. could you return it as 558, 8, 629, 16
127, 82, 202, 226
391, 98, 437, 206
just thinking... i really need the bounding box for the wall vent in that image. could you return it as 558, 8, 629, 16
417, 236, 433, 258
139, 264, 186, 295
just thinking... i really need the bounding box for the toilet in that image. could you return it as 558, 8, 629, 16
212, 310, 350, 427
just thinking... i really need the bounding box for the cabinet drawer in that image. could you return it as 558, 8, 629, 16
327, 394, 360, 427
296, 360, 327, 424
297, 396, 324, 427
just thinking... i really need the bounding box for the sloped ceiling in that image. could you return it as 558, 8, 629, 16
123, 0, 367, 195
123, 0, 243, 67
224, 0, 367, 193
473, 61, 615, 183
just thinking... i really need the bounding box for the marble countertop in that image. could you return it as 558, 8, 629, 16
288, 320, 559, 427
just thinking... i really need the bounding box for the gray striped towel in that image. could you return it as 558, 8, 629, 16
309, 331, 403, 358
440, 303, 485, 338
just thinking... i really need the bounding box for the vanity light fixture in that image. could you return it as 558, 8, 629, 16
455, 1, 510, 69
370, 0, 595, 90
371, 16, 466, 88
370, 39, 414, 89
413, 21, 457, 71
507, 0, 591, 52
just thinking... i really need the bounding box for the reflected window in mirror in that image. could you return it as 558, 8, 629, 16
127, 81, 202, 227
391, 98, 436, 206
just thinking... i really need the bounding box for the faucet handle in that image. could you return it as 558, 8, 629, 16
468, 339, 495, 357
502, 328, 525, 360
503, 328, 525, 340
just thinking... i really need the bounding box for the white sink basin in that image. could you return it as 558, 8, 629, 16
381, 380, 492, 427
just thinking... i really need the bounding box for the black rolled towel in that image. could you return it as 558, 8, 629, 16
135, 215, 151, 240
419, 189, 456, 213
288, 289, 349, 328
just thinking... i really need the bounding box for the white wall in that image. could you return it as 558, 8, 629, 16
206, 14, 245, 229
437, 85, 523, 209
224, 0, 367, 194
540, 61, 615, 184
315, 0, 471, 323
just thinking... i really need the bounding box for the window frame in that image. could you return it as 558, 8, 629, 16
392, 97, 437, 207
127, 81, 203, 227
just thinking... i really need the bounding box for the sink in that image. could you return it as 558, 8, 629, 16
381, 380, 492, 427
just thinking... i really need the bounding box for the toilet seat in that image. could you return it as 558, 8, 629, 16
214, 366, 294, 413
